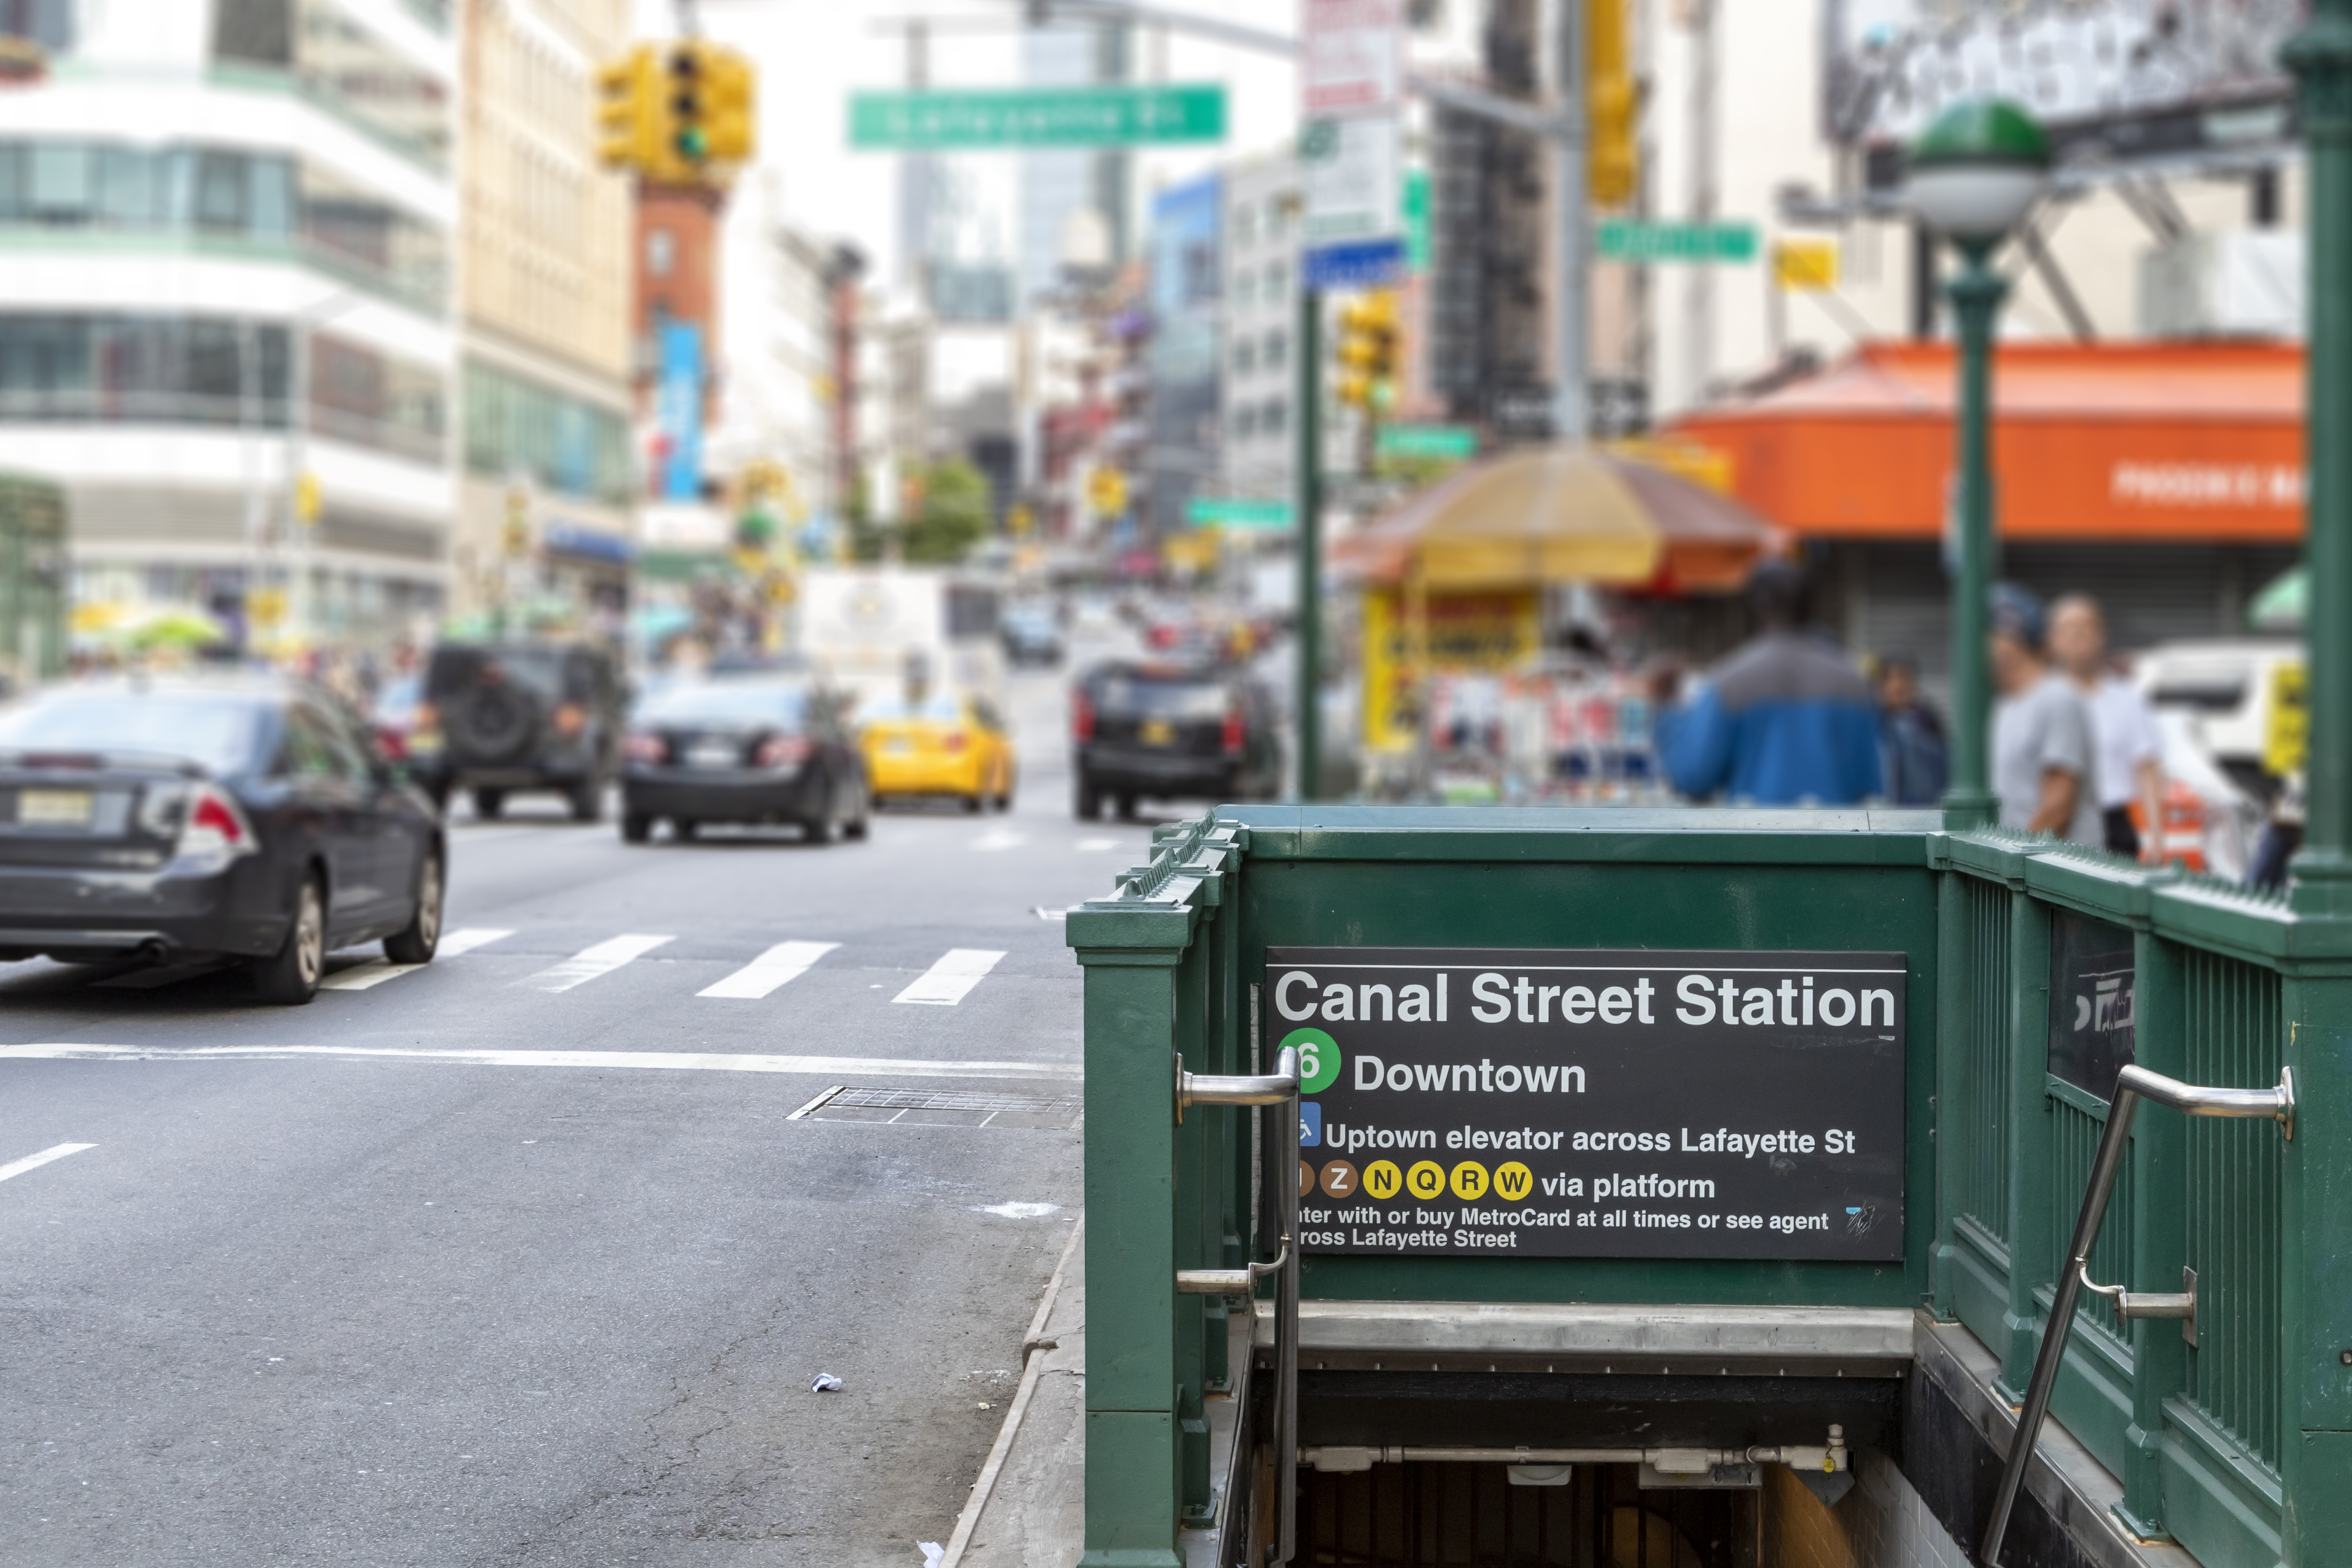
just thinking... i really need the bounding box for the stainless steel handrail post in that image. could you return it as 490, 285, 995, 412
1175, 1045, 1301, 1565
1978, 1064, 2294, 1568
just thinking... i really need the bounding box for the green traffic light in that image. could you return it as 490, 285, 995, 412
676, 126, 709, 161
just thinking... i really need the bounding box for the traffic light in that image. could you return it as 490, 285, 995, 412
1335, 290, 1400, 414
1087, 467, 1128, 518
703, 46, 757, 163
595, 44, 665, 172
667, 42, 709, 167
1586, 0, 1637, 209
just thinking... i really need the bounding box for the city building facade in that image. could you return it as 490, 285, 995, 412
457, 0, 634, 627
1217, 156, 1300, 512
0, 0, 461, 650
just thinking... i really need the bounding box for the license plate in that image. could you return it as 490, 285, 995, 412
18, 788, 94, 826
685, 744, 739, 769
1139, 720, 1176, 746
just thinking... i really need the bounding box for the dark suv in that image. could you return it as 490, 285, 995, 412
1069, 660, 1281, 819
415, 642, 622, 820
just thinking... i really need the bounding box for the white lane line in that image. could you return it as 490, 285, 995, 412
698, 940, 839, 1000
1075, 838, 1121, 852
893, 948, 1008, 1006
0, 1142, 95, 1185
973, 830, 1026, 852
521, 933, 674, 993
0, 1044, 1075, 1080
319, 928, 515, 992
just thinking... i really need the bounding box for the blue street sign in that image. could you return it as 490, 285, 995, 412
1302, 236, 1405, 292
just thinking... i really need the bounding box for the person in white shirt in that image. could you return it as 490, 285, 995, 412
2049, 595, 2165, 862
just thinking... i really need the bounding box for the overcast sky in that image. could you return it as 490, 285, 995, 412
634, 0, 1307, 281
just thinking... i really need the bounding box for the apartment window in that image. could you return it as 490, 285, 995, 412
1262, 329, 1287, 373
1233, 337, 1256, 375
462, 360, 631, 504
1233, 268, 1255, 310
0, 313, 291, 427
1232, 203, 1257, 250
1233, 405, 1256, 440
0, 140, 443, 310
1260, 398, 1287, 438
646, 228, 675, 278
309, 334, 446, 463
1263, 260, 1288, 300
215, 0, 451, 170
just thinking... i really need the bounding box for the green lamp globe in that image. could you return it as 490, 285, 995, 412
1906, 98, 2050, 244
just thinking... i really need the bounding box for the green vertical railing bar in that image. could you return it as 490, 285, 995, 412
1932, 868, 1969, 1320
2048, 1088, 2134, 1345
1962, 876, 2013, 1242
2185, 948, 2286, 1471
2000, 888, 2055, 1399
2120, 928, 2186, 1538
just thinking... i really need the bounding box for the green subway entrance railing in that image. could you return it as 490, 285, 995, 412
1068, 807, 2352, 1568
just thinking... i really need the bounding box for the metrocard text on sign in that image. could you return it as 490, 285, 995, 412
1268, 947, 1906, 1262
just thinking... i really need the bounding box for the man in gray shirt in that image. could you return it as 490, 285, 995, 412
1989, 584, 2103, 843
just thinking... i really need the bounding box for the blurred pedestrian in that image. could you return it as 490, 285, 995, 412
1875, 656, 1949, 806
1653, 561, 1882, 805
1990, 584, 2102, 843
2048, 594, 2165, 861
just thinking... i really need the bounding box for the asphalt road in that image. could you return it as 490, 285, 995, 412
0, 661, 1151, 1568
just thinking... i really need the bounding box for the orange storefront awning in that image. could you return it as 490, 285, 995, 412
1670, 342, 2305, 543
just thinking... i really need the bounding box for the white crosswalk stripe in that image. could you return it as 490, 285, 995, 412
521, 933, 675, 993
893, 948, 1007, 1006
698, 940, 840, 1000
320, 928, 514, 991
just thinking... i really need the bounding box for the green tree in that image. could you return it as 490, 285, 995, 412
904, 457, 991, 564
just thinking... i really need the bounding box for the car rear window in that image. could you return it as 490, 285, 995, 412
636, 683, 809, 728
428, 646, 580, 704
1097, 674, 1228, 720
860, 694, 963, 723
0, 691, 261, 773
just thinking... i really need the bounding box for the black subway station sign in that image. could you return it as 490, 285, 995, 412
1268, 947, 1906, 1262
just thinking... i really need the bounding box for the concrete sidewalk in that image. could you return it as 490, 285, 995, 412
943, 1219, 1087, 1568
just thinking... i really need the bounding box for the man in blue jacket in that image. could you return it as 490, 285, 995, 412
1654, 562, 1884, 805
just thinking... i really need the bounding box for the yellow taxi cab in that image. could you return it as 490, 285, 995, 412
858, 690, 1017, 813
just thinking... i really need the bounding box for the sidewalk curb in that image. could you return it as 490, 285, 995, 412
940, 1213, 1084, 1568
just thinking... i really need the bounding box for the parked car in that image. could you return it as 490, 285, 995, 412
1000, 603, 1065, 667
412, 641, 623, 821
2136, 637, 2302, 804
0, 676, 445, 1003
620, 676, 870, 844
858, 689, 1017, 813
1069, 660, 1282, 819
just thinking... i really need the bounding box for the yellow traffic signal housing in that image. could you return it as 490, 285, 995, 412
1587, 0, 1638, 208
703, 46, 757, 164
595, 44, 666, 171
1334, 290, 1401, 412
667, 42, 710, 167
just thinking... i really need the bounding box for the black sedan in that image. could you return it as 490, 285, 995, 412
620, 677, 870, 844
1069, 660, 1283, 819
0, 677, 445, 1003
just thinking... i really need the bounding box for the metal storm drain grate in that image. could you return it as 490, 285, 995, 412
787, 1085, 1084, 1130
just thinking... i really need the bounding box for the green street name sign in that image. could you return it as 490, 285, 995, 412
848, 85, 1227, 151
1596, 218, 1759, 263
1187, 497, 1295, 530
1376, 423, 1478, 461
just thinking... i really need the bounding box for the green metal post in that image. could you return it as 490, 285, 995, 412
1929, 866, 1967, 1321
2115, 928, 2184, 1540
2289, 5, 2352, 915
1997, 886, 2054, 1402
1942, 243, 2005, 829
1294, 286, 1323, 802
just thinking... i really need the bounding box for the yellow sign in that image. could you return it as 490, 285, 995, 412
247, 587, 287, 627
1007, 503, 1035, 537
293, 471, 322, 525
2266, 659, 2308, 776
1360, 586, 1541, 753
1605, 437, 1733, 495
1088, 467, 1128, 517
1772, 238, 1840, 291
1160, 531, 1217, 573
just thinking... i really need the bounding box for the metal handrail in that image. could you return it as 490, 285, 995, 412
1979, 1064, 2295, 1568
1174, 1045, 1300, 1566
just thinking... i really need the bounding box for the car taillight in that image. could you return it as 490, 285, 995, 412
623, 731, 668, 764
756, 734, 811, 769
1222, 709, 1246, 756
940, 730, 969, 754
373, 724, 407, 762
179, 785, 256, 860
553, 702, 586, 737
1072, 690, 1095, 743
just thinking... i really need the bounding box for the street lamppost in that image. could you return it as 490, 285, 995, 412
1905, 98, 2048, 829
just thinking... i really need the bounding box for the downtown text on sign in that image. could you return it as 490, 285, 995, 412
1270, 947, 1905, 1261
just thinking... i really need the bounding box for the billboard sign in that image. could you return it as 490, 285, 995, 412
1303, 0, 1404, 115
656, 321, 704, 503
1827, 0, 2304, 163
1302, 113, 1405, 288
1271, 945, 1908, 1261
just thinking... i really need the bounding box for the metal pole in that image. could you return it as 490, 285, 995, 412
2287, 2, 2352, 913
288, 319, 310, 654
1941, 243, 2003, 828
1552, 0, 1588, 442
1295, 285, 1322, 801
